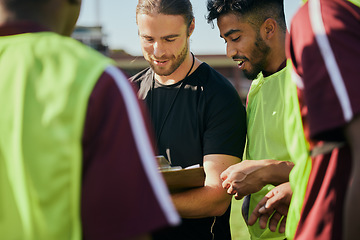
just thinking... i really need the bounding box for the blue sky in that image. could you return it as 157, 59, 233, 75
77, 0, 302, 56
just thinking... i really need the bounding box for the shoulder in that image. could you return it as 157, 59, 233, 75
129, 67, 153, 99
195, 63, 240, 98
33, 32, 113, 68
91, 67, 134, 106
130, 67, 152, 83
195, 63, 233, 87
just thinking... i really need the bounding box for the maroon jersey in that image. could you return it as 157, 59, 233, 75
287, 0, 360, 239
0, 22, 180, 240
81, 68, 180, 239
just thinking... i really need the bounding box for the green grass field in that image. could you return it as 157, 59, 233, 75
230, 198, 251, 240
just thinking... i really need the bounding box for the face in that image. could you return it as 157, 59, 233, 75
137, 13, 191, 77
217, 13, 270, 80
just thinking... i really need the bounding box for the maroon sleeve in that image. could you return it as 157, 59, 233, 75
288, 0, 360, 141
81, 67, 179, 240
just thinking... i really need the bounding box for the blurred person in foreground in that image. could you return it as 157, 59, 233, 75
0, 0, 180, 239
249, 0, 360, 239
206, 0, 308, 239
131, 0, 247, 239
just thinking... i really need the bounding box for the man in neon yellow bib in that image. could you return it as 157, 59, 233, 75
206, 0, 307, 239
249, 0, 360, 239
0, 0, 180, 239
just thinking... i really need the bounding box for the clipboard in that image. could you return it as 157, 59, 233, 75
156, 155, 205, 192
160, 166, 205, 192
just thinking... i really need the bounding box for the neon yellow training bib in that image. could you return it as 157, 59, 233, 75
0, 31, 112, 240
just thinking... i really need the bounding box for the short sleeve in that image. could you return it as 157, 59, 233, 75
203, 76, 247, 159
81, 66, 180, 239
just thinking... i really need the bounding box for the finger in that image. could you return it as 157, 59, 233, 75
258, 200, 275, 215
248, 211, 260, 226
222, 179, 231, 190
221, 175, 233, 190
269, 211, 283, 232
263, 192, 281, 210
262, 196, 290, 217
226, 184, 236, 195
248, 197, 268, 225
220, 169, 229, 181
258, 214, 270, 229
279, 216, 287, 233
274, 204, 289, 217
259, 204, 274, 214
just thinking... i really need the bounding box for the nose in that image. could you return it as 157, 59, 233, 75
153, 41, 165, 59
226, 43, 237, 59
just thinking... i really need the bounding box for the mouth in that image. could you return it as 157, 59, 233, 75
235, 59, 245, 69
153, 59, 169, 66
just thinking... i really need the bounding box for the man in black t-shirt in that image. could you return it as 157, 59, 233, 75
131, 0, 247, 239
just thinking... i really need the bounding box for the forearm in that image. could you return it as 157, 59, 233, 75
221, 159, 294, 199
261, 160, 294, 186
172, 154, 239, 218
171, 185, 231, 218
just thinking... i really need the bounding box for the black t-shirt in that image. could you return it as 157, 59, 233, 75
131, 63, 247, 240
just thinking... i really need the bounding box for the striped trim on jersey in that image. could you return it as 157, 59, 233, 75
105, 65, 180, 226
309, 0, 353, 122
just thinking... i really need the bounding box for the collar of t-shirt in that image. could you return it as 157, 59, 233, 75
0, 21, 49, 36
262, 60, 287, 78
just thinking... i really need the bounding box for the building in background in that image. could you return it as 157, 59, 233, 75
72, 26, 109, 55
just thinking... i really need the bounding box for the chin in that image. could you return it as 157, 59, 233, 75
150, 64, 176, 77
243, 72, 258, 80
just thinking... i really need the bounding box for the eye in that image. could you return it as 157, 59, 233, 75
165, 38, 176, 42
231, 36, 241, 42
142, 37, 154, 43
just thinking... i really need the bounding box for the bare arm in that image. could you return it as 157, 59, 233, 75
344, 115, 360, 240
220, 160, 294, 200
171, 154, 240, 218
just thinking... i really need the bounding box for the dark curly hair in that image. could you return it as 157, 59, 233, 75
206, 0, 286, 32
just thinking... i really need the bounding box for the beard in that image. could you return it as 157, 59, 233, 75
148, 41, 189, 76
242, 34, 270, 80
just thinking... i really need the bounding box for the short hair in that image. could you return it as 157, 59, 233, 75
206, 0, 286, 32
2, 0, 79, 11
136, 0, 194, 27
2, 0, 47, 3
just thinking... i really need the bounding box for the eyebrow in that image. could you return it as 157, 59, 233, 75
221, 29, 243, 38
161, 34, 180, 39
139, 33, 180, 39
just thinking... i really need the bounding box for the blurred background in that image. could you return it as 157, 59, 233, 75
76, 0, 301, 55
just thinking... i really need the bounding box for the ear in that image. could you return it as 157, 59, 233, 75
188, 18, 195, 37
261, 18, 276, 40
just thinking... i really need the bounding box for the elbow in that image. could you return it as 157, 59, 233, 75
211, 198, 232, 216
213, 206, 229, 217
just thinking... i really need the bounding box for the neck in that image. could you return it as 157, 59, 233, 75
155, 52, 196, 85
263, 36, 286, 76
